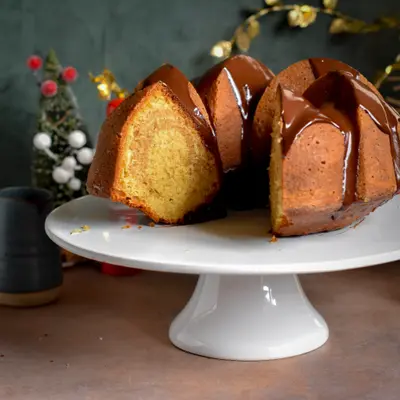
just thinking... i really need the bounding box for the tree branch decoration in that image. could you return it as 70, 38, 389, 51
210, 0, 400, 59
375, 54, 400, 112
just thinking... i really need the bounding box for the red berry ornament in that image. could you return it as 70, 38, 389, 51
101, 262, 141, 276
62, 66, 78, 83
106, 98, 124, 116
41, 80, 58, 97
27, 55, 43, 71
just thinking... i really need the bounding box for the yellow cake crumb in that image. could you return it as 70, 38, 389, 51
269, 235, 278, 243
70, 225, 90, 235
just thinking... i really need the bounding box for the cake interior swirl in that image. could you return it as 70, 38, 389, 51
87, 56, 400, 236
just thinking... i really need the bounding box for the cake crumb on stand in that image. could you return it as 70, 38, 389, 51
269, 235, 278, 243
70, 225, 90, 235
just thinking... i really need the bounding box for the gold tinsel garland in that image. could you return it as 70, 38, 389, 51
210, 0, 399, 58
89, 69, 129, 100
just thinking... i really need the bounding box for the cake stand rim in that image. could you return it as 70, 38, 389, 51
45, 195, 400, 275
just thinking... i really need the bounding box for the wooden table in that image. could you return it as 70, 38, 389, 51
0, 262, 399, 399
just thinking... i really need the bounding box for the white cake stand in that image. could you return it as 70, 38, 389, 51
45, 195, 400, 361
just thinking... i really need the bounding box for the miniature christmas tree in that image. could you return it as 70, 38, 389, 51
28, 49, 94, 207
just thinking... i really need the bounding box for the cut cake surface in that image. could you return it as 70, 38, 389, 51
87, 65, 223, 224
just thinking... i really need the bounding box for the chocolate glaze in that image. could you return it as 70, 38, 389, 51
280, 86, 352, 158
280, 71, 400, 212
197, 55, 274, 168
304, 72, 400, 200
309, 57, 360, 80
136, 64, 217, 151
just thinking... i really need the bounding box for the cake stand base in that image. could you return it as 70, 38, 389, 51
169, 274, 328, 361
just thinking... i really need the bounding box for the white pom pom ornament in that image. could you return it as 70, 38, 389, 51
68, 177, 82, 191
68, 130, 86, 149
52, 167, 72, 184
33, 132, 52, 150
61, 156, 77, 171
77, 147, 94, 165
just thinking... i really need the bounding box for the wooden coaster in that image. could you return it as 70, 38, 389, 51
0, 286, 62, 307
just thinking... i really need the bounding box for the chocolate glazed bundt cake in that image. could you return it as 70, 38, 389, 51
269, 70, 400, 236
87, 56, 400, 237
197, 55, 274, 208
87, 64, 224, 224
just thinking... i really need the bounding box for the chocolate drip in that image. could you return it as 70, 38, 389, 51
305, 72, 400, 198
280, 71, 400, 211
303, 73, 361, 205
136, 64, 217, 150
280, 86, 348, 156
349, 78, 400, 194
309, 58, 360, 80
308, 59, 400, 198
197, 55, 274, 167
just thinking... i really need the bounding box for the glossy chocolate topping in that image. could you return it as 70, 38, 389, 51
309, 57, 360, 80
136, 64, 217, 150
280, 71, 400, 209
305, 71, 400, 199
280, 86, 352, 158
197, 55, 274, 166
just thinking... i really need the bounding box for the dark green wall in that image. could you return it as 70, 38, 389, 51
0, 0, 398, 187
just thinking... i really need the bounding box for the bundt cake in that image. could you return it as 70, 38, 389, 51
196, 55, 274, 208
87, 56, 400, 237
269, 71, 400, 236
87, 64, 224, 224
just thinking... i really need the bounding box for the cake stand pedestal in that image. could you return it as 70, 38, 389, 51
45, 196, 400, 361
169, 274, 327, 360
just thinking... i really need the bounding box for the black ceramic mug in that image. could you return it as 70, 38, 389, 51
0, 187, 62, 306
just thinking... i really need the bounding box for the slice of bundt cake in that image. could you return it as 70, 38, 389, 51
253, 57, 382, 164
87, 64, 224, 224
196, 55, 274, 208
270, 71, 400, 236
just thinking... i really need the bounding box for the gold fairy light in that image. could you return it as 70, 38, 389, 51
210, 0, 400, 58
89, 69, 129, 100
